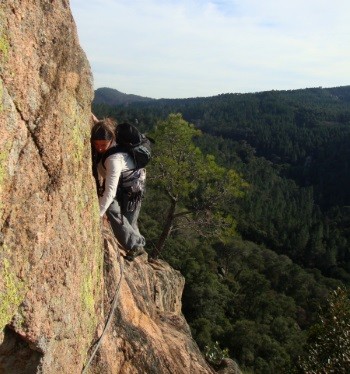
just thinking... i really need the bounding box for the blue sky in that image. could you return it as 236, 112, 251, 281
70, 0, 350, 99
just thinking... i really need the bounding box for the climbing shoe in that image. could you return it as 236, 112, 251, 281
125, 246, 146, 261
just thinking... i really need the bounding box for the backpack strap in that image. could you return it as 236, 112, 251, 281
101, 145, 129, 169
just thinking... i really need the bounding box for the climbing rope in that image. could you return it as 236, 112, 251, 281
81, 228, 125, 374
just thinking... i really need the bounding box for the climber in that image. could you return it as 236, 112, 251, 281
91, 115, 146, 261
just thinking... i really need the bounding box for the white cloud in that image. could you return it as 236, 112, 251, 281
71, 0, 350, 98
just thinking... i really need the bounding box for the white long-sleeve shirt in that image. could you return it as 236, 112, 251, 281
97, 148, 136, 216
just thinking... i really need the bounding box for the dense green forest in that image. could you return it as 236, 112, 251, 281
93, 86, 350, 373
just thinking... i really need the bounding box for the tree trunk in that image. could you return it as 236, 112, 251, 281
151, 198, 177, 258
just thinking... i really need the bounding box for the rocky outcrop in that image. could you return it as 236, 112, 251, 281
88, 227, 214, 374
216, 359, 242, 374
0, 1, 215, 373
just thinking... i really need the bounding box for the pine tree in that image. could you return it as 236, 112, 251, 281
147, 113, 246, 257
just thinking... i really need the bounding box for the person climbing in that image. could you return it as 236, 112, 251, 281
91, 116, 146, 261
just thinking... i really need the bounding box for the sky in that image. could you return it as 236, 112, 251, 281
70, 0, 350, 99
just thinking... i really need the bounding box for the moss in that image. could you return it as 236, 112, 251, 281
81, 271, 94, 314
0, 36, 9, 60
68, 106, 104, 351
0, 255, 26, 331
0, 10, 9, 65
81, 253, 99, 338
78, 205, 103, 361
80, 198, 104, 340
0, 143, 10, 222
0, 149, 8, 187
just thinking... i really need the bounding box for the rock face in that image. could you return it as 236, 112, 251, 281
1, 0, 101, 372
0, 1, 215, 373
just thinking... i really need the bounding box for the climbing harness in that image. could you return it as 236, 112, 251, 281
81, 226, 125, 374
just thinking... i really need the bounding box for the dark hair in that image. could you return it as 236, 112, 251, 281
91, 118, 117, 141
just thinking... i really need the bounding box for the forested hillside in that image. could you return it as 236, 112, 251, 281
93, 86, 350, 373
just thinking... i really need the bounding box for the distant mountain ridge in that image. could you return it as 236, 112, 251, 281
94, 87, 155, 105
94, 85, 350, 108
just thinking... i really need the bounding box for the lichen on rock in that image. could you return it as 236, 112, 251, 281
0, 254, 26, 331
0, 10, 10, 64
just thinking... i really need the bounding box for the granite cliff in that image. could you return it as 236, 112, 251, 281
0, 1, 218, 373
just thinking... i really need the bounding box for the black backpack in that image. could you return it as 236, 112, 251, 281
113, 122, 152, 169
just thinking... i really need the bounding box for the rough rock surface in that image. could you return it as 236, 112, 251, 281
216, 358, 242, 374
0, 1, 216, 373
0, 1, 101, 372
88, 227, 215, 374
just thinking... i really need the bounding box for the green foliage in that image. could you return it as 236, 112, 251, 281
300, 287, 350, 373
149, 113, 202, 199
147, 113, 246, 254
204, 341, 229, 366
93, 85, 350, 373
